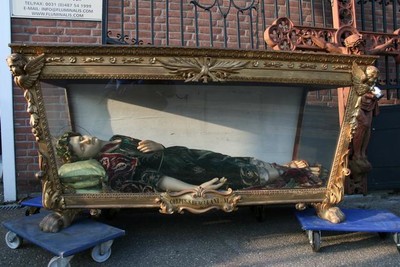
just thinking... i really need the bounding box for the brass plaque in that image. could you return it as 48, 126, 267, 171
156, 187, 241, 214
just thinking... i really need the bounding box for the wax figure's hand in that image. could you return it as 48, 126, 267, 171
200, 177, 227, 190
286, 160, 322, 177
137, 140, 164, 153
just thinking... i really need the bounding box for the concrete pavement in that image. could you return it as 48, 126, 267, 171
0, 192, 400, 267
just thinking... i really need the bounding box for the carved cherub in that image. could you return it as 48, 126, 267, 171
6, 53, 45, 89
351, 63, 381, 169
352, 62, 380, 96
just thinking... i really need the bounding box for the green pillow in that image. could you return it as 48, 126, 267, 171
58, 159, 107, 190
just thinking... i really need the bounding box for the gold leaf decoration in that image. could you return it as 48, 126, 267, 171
46, 57, 64, 63
122, 57, 144, 63
82, 57, 104, 63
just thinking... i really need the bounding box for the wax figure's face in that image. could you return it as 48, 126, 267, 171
69, 135, 103, 160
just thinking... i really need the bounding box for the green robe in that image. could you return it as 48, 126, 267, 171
98, 135, 264, 192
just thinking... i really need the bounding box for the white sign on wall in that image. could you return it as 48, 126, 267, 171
10, 0, 103, 21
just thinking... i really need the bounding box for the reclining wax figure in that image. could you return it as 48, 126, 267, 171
55, 132, 327, 193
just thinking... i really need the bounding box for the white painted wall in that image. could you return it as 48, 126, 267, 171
0, 1, 17, 202
66, 82, 303, 164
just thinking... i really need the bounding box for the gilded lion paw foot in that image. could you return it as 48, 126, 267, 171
39, 212, 67, 233
318, 207, 345, 223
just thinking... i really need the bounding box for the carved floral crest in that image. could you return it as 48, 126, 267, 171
157, 57, 249, 83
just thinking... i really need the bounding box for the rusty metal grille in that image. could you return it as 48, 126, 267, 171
102, 0, 333, 49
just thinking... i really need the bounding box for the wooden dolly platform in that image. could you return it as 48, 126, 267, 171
2, 210, 125, 267
296, 208, 400, 252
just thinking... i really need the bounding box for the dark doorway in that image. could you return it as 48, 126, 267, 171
368, 105, 400, 191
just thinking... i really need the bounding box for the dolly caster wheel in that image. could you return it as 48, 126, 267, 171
393, 233, 400, 253
91, 240, 113, 263
47, 256, 73, 267
307, 230, 321, 252
5, 231, 22, 249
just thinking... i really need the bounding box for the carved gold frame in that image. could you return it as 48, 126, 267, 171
8, 44, 377, 224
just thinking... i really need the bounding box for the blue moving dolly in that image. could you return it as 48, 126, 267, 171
20, 195, 43, 216
296, 208, 400, 252
2, 210, 125, 267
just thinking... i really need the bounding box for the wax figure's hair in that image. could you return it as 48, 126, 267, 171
56, 131, 82, 163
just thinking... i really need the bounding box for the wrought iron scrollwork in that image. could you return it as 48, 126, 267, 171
106, 30, 147, 45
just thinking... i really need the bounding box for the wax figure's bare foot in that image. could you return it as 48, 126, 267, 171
285, 159, 309, 168
285, 160, 323, 177
316, 206, 345, 223
39, 210, 80, 233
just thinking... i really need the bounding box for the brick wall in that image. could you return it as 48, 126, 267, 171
11, 18, 102, 44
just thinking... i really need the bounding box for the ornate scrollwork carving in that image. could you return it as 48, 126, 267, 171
157, 57, 249, 83
82, 57, 104, 63
155, 187, 241, 214
7, 52, 64, 213
313, 150, 349, 224
333, 65, 352, 70
122, 57, 144, 64
299, 63, 317, 69
264, 62, 283, 68
313, 61, 380, 223
6, 53, 45, 141
45, 57, 64, 63
38, 151, 64, 210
